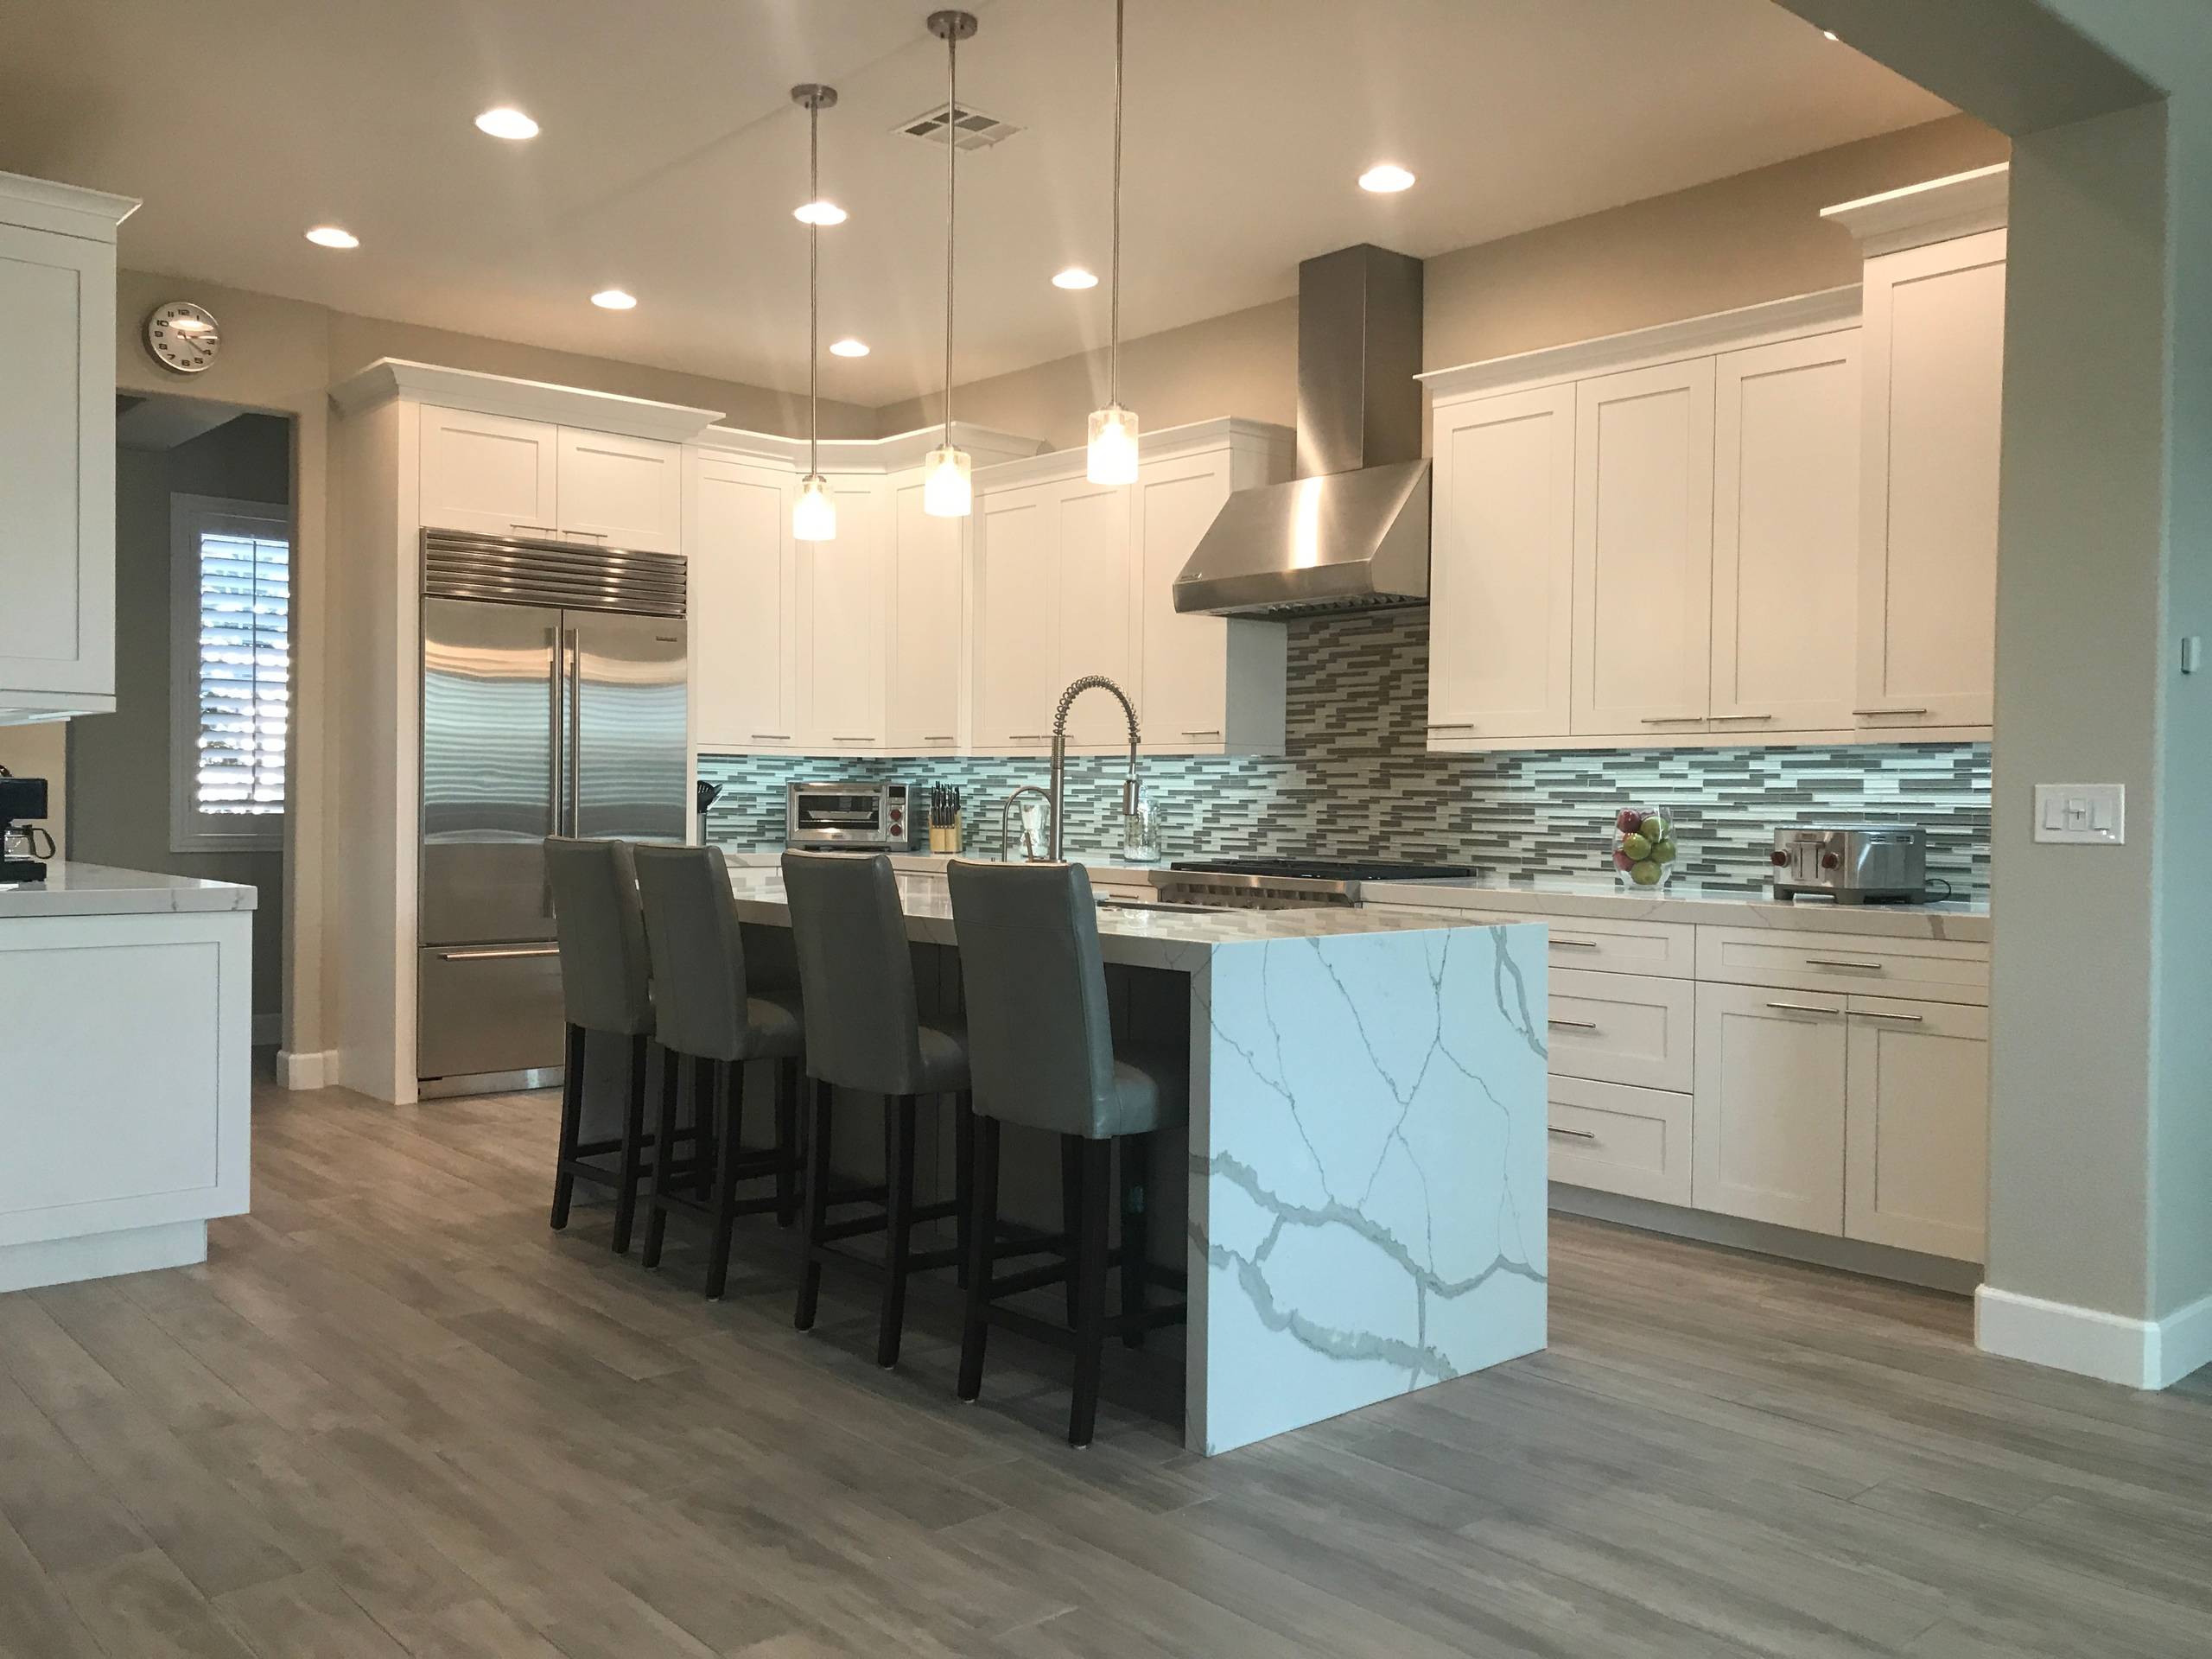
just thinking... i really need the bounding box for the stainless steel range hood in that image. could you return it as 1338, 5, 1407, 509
1174, 244, 1431, 617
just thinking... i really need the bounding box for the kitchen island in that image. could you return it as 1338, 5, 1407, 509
723, 863, 1549, 1456
0, 863, 255, 1291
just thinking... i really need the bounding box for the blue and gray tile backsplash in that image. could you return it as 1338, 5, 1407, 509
701, 610, 1991, 898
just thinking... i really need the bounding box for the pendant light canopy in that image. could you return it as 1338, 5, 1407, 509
924, 10, 978, 518
1086, 0, 1138, 486
792, 83, 839, 543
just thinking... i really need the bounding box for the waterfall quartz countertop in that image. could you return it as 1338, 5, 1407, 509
719, 858, 1552, 1456
0, 861, 259, 918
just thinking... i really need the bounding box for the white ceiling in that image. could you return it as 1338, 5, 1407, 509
0, 0, 1948, 409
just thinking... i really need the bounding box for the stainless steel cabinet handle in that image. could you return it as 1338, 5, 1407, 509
1853, 1008, 1925, 1022
1548, 1126, 1596, 1141
923, 734, 957, 742
1180, 728, 1224, 737
752, 732, 792, 741
832, 735, 875, 742
1551, 938, 1600, 950
1853, 706, 1930, 716
511, 521, 557, 535
1639, 715, 1706, 725
438, 944, 561, 962
1805, 957, 1884, 970
1427, 721, 1477, 732
567, 529, 610, 540
1710, 713, 1774, 722
1548, 1018, 1599, 1031
1765, 1001, 1840, 1015
1007, 734, 1048, 742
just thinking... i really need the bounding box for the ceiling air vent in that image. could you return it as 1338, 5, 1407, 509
897, 102, 1020, 151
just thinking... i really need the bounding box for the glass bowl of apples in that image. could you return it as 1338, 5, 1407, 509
1610, 806, 1680, 891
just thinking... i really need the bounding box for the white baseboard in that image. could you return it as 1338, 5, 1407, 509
276, 1047, 336, 1090
1976, 1283, 2212, 1389
0, 1220, 207, 1294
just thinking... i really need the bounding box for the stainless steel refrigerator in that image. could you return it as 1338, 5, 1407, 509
417, 530, 688, 1096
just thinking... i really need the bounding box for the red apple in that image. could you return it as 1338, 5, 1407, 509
1615, 808, 1643, 832
1613, 849, 1633, 870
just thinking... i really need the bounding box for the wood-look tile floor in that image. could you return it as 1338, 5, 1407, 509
3, 1084, 2209, 1659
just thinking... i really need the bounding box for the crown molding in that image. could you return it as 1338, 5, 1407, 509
1419, 287, 1863, 404
0, 170, 139, 242
328, 358, 724, 442
1821, 163, 2010, 257
975, 416, 1294, 491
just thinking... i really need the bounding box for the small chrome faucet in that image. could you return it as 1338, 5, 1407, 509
1047, 675, 1142, 861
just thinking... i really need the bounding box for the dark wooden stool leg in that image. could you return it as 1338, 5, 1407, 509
640, 1039, 683, 1269
1060, 1134, 1084, 1323
954, 1091, 976, 1288
774, 1059, 799, 1227
610, 1033, 650, 1255
550, 1023, 585, 1230
877, 1094, 918, 1369
704, 1060, 743, 1300
795, 1080, 834, 1330
957, 1115, 1001, 1402
1070, 1138, 1111, 1447
691, 1055, 715, 1199
1120, 1132, 1149, 1348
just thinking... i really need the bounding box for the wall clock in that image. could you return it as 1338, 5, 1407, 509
146, 301, 221, 374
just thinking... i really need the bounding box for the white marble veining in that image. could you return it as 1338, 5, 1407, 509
0, 861, 260, 919
1362, 875, 1990, 942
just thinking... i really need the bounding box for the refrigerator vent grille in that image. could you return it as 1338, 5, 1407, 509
422, 530, 686, 617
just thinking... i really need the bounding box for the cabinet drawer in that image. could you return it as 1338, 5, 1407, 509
1548, 1076, 1692, 1206
1695, 925, 1989, 1005
1548, 969, 1695, 1090
1445, 911, 1697, 977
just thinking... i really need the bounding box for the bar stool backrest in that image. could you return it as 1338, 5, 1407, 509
544, 836, 654, 1037
632, 843, 752, 1062
781, 850, 925, 1093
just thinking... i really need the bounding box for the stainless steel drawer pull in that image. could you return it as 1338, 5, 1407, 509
1639, 715, 1706, 725
1181, 728, 1224, 737
1765, 1001, 1839, 1015
1007, 734, 1048, 742
752, 733, 791, 741
1427, 721, 1477, 731
1710, 713, 1774, 721
1853, 1008, 1925, 1022
509, 521, 557, 534
924, 734, 957, 742
1548, 1018, 1599, 1032
832, 735, 875, 742
438, 945, 561, 962
1551, 938, 1600, 950
1805, 957, 1884, 970
1853, 706, 1930, 717
1548, 1126, 1597, 1141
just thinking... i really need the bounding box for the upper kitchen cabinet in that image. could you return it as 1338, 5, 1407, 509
418, 406, 560, 538
1427, 385, 1574, 745
691, 451, 797, 750
885, 476, 964, 753
0, 174, 137, 722
1571, 359, 1716, 738
1825, 166, 2010, 734
798, 477, 889, 753
973, 475, 1062, 751
556, 428, 682, 552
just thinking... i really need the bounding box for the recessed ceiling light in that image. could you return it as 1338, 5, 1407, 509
590, 288, 638, 310
1052, 266, 1099, 289
793, 199, 848, 226
1358, 163, 1415, 194
475, 106, 540, 140
305, 226, 359, 249
829, 338, 870, 358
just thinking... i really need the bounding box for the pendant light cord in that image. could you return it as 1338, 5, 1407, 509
1109, 0, 1123, 409
808, 96, 820, 476
944, 25, 959, 446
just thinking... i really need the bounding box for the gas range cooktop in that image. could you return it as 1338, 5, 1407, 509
1159, 857, 1484, 910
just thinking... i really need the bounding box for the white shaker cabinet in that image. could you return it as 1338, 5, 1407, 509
1427, 385, 1575, 743
419, 406, 561, 539
691, 453, 798, 749
556, 427, 683, 553
1054, 481, 1135, 749
1570, 359, 1715, 738
885, 477, 964, 753
0, 175, 136, 720
972, 480, 1062, 750
1854, 228, 2005, 731
1710, 332, 1862, 734
1844, 995, 1988, 1260
798, 478, 887, 752
1692, 983, 1847, 1234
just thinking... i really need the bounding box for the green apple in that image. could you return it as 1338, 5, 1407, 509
1620, 832, 1651, 861
1654, 840, 1677, 864
1639, 813, 1669, 840
1630, 859, 1663, 886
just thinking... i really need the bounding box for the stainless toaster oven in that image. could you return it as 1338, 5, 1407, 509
1769, 822, 1928, 903
785, 781, 918, 851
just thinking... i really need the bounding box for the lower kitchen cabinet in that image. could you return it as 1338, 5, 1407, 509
1844, 995, 1988, 1259
1693, 982, 1847, 1234
1548, 1075, 1693, 1206
1548, 967, 1694, 1091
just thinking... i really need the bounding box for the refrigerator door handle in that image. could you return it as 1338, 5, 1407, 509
564, 622, 582, 837
546, 625, 564, 841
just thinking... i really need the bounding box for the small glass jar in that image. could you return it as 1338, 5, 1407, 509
1122, 800, 1163, 864
1607, 804, 1681, 891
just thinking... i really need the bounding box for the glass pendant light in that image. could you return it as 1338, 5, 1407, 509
1086, 0, 1138, 486
791, 84, 839, 542
924, 10, 978, 518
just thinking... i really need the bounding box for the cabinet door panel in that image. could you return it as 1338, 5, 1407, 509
1430, 385, 1575, 742
692, 456, 795, 748
1137, 451, 1232, 747
1857, 230, 2005, 729
974, 485, 1058, 748
1845, 996, 1987, 1260
799, 480, 885, 750
1712, 333, 1860, 732
1572, 360, 1715, 736
1055, 482, 1134, 747
556, 429, 681, 552
420, 408, 559, 539
887, 479, 963, 750
0, 222, 111, 697
1693, 982, 1847, 1233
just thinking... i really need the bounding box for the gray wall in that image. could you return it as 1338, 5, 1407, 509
70, 414, 291, 1027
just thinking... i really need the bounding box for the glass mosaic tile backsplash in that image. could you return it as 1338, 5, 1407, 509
701, 610, 1991, 898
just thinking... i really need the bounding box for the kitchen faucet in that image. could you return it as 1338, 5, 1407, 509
1047, 675, 1142, 861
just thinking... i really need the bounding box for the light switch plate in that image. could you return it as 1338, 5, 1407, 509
2034, 783, 2126, 845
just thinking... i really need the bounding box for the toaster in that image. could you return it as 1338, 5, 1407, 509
1769, 823, 1927, 904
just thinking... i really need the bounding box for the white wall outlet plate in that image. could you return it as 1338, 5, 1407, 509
2033, 783, 2125, 845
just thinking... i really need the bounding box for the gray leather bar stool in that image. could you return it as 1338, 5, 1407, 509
781, 849, 975, 1369
632, 844, 807, 1300
544, 836, 662, 1256
945, 858, 1188, 1447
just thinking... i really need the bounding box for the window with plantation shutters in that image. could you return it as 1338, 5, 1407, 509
170, 494, 290, 853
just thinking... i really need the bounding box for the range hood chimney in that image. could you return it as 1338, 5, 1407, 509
1173, 243, 1431, 617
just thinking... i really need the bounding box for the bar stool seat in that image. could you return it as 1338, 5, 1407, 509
1100, 1055, 1184, 1137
